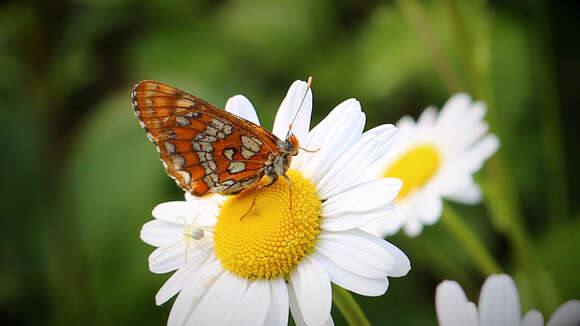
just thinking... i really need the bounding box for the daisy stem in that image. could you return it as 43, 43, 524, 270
440, 204, 502, 276
443, 0, 478, 97
395, 0, 463, 94
332, 285, 371, 326
526, 0, 569, 222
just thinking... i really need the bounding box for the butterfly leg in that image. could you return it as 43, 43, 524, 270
239, 175, 279, 221
284, 174, 294, 218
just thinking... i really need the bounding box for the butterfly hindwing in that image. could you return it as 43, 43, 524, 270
132, 80, 281, 196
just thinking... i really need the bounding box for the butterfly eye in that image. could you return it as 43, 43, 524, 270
286, 134, 299, 154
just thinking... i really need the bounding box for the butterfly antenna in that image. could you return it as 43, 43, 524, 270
286, 76, 313, 139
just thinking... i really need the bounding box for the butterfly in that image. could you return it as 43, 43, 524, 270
131, 80, 310, 202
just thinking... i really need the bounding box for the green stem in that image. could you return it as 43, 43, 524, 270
443, 0, 479, 97
440, 203, 502, 276
332, 285, 371, 326
527, 0, 569, 222
395, 0, 463, 94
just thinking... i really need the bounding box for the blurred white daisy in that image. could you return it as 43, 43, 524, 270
362, 94, 500, 236
436, 274, 580, 326
140, 79, 410, 326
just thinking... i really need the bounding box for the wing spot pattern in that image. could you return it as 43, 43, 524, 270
196, 152, 212, 163
185, 111, 200, 118
223, 148, 236, 161
170, 154, 185, 169
175, 116, 190, 126
164, 141, 176, 154
227, 162, 246, 174
204, 173, 218, 187
176, 170, 191, 184
202, 161, 217, 174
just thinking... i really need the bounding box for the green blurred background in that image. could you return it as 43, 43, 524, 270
1, 0, 579, 325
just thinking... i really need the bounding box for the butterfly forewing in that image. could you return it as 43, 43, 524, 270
132, 80, 281, 196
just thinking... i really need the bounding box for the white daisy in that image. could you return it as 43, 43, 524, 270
140, 79, 411, 326
436, 274, 580, 326
362, 94, 500, 237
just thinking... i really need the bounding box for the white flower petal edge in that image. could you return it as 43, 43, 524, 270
435, 274, 580, 326
478, 275, 521, 326
522, 310, 544, 326
225, 94, 261, 126
546, 300, 580, 326
263, 279, 290, 326
141, 79, 411, 326
289, 256, 332, 326
363, 93, 500, 237
272, 80, 312, 144
435, 281, 478, 326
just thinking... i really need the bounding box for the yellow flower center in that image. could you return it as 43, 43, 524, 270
383, 143, 441, 199
213, 170, 321, 279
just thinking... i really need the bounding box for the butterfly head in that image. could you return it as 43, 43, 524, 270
284, 133, 300, 156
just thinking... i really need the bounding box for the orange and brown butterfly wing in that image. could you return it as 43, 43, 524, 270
132, 80, 282, 196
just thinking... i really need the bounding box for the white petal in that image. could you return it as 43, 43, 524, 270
167, 282, 202, 326
360, 210, 407, 237
317, 229, 410, 278
546, 300, 580, 326
397, 115, 417, 131
148, 245, 186, 274
155, 253, 210, 305
438, 93, 472, 128
225, 94, 261, 126
521, 310, 544, 326
186, 272, 248, 326
445, 179, 483, 204
313, 252, 388, 296
435, 280, 479, 326
294, 99, 365, 182
404, 218, 424, 237
361, 124, 398, 161
289, 256, 332, 326
140, 220, 183, 247
288, 284, 335, 326
378, 236, 412, 277
272, 80, 312, 143
185, 192, 227, 205
288, 284, 307, 326
467, 101, 487, 125
315, 134, 378, 199
167, 259, 223, 326
455, 122, 490, 152
322, 315, 335, 326
152, 201, 218, 226
417, 106, 438, 129
434, 166, 473, 198
316, 231, 391, 278
230, 279, 271, 326
148, 237, 212, 274
322, 178, 401, 217
478, 274, 521, 326
263, 279, 289, 326
417, 192, 443, 225
463, 134, 500, 173
321, 201, 394, 232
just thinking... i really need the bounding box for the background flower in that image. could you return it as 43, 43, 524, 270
436, 274, 580, 326
363, 94, 499, 236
